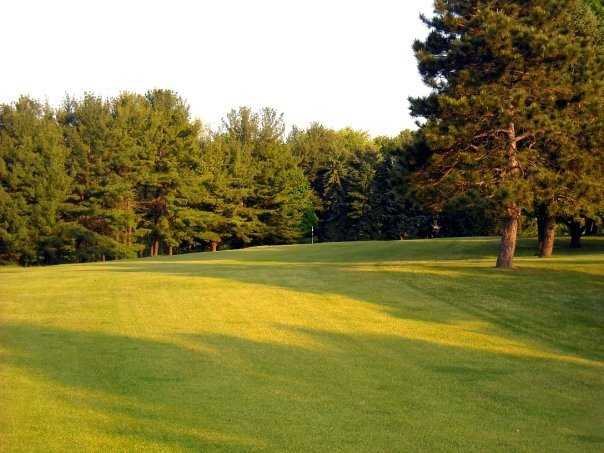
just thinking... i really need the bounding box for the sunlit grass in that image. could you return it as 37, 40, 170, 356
1, 237, 603, 451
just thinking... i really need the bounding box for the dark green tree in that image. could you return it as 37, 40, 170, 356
411, 0, 604, 267
136, 89, 203, 256
0, 97, 70, 264
366, 131, 434, 240
531, 1, 604, 256
290, 126, 379, 242
58, 94, 139, 261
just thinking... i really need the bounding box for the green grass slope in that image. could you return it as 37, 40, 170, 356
1, 237, 603, 452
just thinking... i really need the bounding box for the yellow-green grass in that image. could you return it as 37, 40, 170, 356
1, 237, 603, 452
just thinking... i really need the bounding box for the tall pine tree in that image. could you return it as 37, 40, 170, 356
411, 0, 604, 267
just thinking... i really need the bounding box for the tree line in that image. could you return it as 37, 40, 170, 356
0, 91, 496, 265
1, 0, 603, 267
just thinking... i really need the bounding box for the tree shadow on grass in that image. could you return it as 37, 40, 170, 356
2, 322, 603, 452
97, 246, 604, 362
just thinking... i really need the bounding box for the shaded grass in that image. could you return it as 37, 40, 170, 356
1, 237, 603, 452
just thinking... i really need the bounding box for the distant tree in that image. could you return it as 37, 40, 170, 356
109, 92, 156, 252
411, 0, 604, 267
288, 123, 339, 185
196, 130, 262, 251
58, 94, 139, 261
290, 125, 380, 242
288, 123, 344, 236
197, 107, 311, 250
135, 89, 203, 256
0, 97, 70, 264
245, 108, 311, 244
366, 131, 435, 240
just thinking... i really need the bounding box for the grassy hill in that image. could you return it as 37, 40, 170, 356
1, 237, 603, 452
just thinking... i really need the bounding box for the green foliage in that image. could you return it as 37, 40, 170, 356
366, 131, 436, 239
439, 191, 498, 237
0, 97, 70, 264
59, 93, 140, 255
585, 0, 604, 28
38, 222, 136, 264
289, 125, 387, 242
3, 0, 603, 265
1, 96, 313, 263
289, 124, 497, 242
411, 0, 604, 263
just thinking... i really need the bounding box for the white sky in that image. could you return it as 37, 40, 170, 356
2, 0, 433, 137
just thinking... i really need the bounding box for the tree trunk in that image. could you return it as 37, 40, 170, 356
151, 240, 159, 256
538, 216, 555, 258
569, 221, 582, 248
537, 213, 545, 254
585, 218, 598, 235
496, 122, 522, 269
168, 245, 173, 256
210, 241, 218, 252
496, 205, 520, 269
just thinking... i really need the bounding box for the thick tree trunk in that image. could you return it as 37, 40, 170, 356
168, 245, 173, 256
569, 221, 582, 248
496, 122, 522, 269
496, 205, 520, 269
538, 216, 555, 258
151, 240, 160, 256
210, 241, 218, 252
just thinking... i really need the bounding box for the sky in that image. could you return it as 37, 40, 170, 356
2, 0, 433, 137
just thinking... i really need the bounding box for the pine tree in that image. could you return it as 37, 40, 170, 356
367, 131, 431, 239
290, 126, 379, 242
532, 1, 604, 256
58, 94, 139, 261
0, 97, 70, 264
223, 107, 311, 245
411, 0, 604, 268
136, 90, 203, 256
193, 131, 261, 251
343, 146, 380, 240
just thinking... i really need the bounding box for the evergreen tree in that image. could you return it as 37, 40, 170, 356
0, 97, 70, 264
411, 0, 604, 267
367, 131, 433, 239
290, 125, 379, 242
532, 1, 604, 256
344, 146, 380, 240
194, 131, 262, 251
244, 108, 311, 244
136, 89, 203, 256
58, 94, 139, 261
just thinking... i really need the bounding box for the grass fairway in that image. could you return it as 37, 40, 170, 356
1, 238, 603, 452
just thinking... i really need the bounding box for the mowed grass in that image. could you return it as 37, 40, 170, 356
1, 238, 603, 452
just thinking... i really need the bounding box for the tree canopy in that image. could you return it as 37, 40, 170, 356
410, 0, 604, 267
1, 1, 602, 266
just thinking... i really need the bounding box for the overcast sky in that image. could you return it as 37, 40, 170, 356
2, 0, 433, 137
